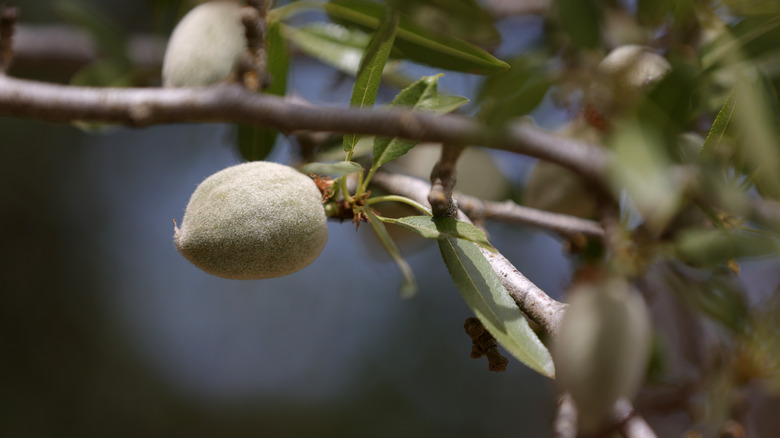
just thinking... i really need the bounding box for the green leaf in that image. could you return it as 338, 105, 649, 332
391, 0, 501, 51
326, 0, 508, 75
343, 6, 399, 154
477, 55, 554, 126
301, 161, 363, 176
702, 14, 780, 70
676, 228, 780, 267
281, 23, 375, 76
701, 89, 737, 160
439, 238, 555, 377
363, 208, 418, 298
382, 216, 496, 252
371, 74, 440, 168
437, 94, 470, 114
237, 20, 289, 162
663, 265, 750, 334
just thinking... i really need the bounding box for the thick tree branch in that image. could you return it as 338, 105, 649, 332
0, 74, 609, 182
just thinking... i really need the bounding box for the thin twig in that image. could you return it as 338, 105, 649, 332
0, 75, 610, 182
464, 317, 508, 372
373, 172, 604, 244
429, 143, 465, 218
456, 194, 604, 239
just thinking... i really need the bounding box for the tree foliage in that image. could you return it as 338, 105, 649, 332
3, 0, 780, 436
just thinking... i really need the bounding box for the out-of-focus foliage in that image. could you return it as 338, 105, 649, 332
325, 0, 508, 74
9, 0, 780, 435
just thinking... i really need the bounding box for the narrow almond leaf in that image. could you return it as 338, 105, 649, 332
438, 94, 470, 114
325, 0, 509, 74
281, 23, 373, 75
372, 75, 440, 168
382, 216, 496, 252
238, 20, 289, 161
364, 208, 418, 298
439, 238, 555, 377
701, 89, 737, 160
301, 161, 363, 176
343, 7, 399, 153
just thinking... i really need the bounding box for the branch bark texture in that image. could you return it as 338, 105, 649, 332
0, 75, 609, 182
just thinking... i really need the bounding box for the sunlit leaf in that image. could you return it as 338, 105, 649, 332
325, 0, 508, 74
237, 20, 289, 162
439, 238, 555, 377
343, 6, 399, 153
301, 161, 363, 176
382, 216, 496, 252
363, 207, 418, 298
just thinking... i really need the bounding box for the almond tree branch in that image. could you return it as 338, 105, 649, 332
370, 171, 568, 334
368, 170, 656, 438
0, 74, 609, 182
456, 193, 605, 239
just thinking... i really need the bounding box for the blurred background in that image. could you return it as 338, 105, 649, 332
1, 1, 568, 436
4, 1, 780, 437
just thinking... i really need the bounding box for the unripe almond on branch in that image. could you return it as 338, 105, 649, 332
553, 277, 652, 433
162, 1, 246, 87
174, 161, 329, 279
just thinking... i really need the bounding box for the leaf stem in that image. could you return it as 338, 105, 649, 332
366, 195, 432, 215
